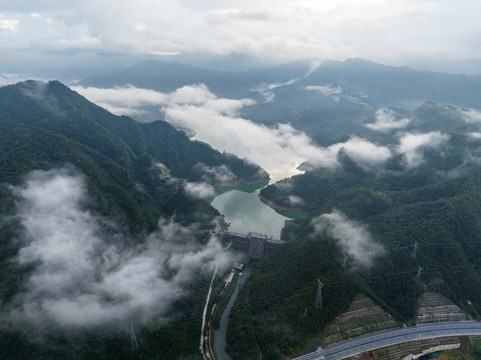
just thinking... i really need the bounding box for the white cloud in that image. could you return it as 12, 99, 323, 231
74, 84, 393, 180
325, 136, 392, 171
184, 181, 215, 199
460, 108, 481, 125
365, 108, 410, 131
194, 163, 237, 184
288, 195, 304, 207
397, 131, 450, 168
251, 78, 298, 93
158, 86, 392, 177
8, 166, 231, 330
153, 162, 177, 185
311, 211, 385, 269
467, 132, 481, 139
2, 0, 481, 72
71, 85, 168, 117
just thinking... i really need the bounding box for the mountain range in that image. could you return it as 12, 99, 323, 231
3, 58, 481, 359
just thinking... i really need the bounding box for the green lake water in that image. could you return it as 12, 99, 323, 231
210, 188, 289, 239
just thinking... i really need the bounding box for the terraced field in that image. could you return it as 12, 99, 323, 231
416, 293, 467, 324
322, 294, 398, 347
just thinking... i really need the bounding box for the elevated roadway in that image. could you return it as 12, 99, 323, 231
292, 321, 481, 360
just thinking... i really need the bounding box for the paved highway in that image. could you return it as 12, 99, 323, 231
291, 321, 481, 360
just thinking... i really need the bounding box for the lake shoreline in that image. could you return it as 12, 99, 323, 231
258, 194, 309, 214
213, 178, 270, 189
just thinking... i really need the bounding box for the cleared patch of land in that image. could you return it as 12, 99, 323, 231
416, 293, 467, 324
322, 294, 398, 347
295, 292, 476, 360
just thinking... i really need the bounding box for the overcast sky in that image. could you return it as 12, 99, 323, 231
1, 0, 481, 77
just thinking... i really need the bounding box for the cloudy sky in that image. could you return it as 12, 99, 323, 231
1, 0, 481, 77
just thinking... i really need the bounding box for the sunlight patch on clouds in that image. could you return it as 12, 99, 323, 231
0, 17, 19, 32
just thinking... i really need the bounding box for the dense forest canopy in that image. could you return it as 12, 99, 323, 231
0, 80, 267, 359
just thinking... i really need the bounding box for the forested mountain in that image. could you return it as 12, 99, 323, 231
0, 80, 267, 226
235, 124, 481, 358
5, 61, 481, 360
0, 80, 267, 359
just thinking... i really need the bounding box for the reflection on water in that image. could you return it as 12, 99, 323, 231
211, 189, 289, 239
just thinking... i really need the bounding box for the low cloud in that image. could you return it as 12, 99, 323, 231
274, 179, 294, 192
325, 136, 392, 171
288, 195, 304, 207
467, 132, 481, 139
365, 108, 410, 132
305, 84, 343, 96
7, 166, 231, 331
396, 131, 450, 168
74, 84, 393, 180
184, 181, 215, 199
153, 162, 177, 185
194, 163, 236, 184
251, 78, 299, 93
251, 78, 299, 103
71, 84, 168, 118
21, 81, 66, 117
311, 211, 385, 269
460, 108, 481, 125
306, 60, 323, 77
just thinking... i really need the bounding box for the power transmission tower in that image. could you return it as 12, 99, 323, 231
315, 279, 324, 310
131, 321, 138, 352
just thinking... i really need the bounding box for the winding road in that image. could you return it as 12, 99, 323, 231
291, 321, 481, 360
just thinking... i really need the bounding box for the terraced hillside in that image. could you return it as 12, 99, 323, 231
416, 293, 467, 324
322, 294, 398, 347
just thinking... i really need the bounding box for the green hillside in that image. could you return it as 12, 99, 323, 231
230, 130, 481, 359
0, 80, 267, 359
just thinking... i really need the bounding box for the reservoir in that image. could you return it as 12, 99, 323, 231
210, 188, 289, 239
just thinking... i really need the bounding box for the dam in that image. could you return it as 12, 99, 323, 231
216, 229, 284, 260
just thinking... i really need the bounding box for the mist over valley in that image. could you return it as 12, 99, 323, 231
3, 1, 481, 359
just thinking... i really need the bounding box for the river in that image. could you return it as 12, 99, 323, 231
213, 265, 252, 360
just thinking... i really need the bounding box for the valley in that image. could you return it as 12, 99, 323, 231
3, 59, 481, 360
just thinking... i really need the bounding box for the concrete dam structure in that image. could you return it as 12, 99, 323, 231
225, 231, 284, 260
